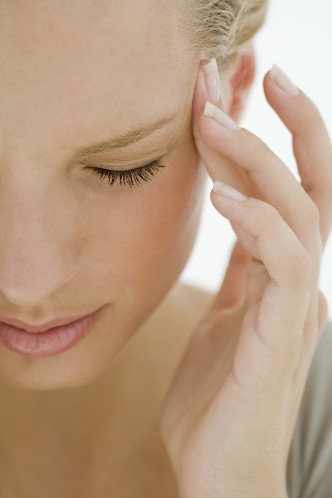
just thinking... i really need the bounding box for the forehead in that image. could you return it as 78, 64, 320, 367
0, 0, 194, 157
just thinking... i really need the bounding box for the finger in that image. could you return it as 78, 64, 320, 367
193, 62, 323, 338
211, 186, 313, 357
209, 239, 251, 313
198, 106, 322, 276
191, 64, 255, 198
263, 66, 332, 250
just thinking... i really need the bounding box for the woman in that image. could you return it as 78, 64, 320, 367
0, 1, 331, 497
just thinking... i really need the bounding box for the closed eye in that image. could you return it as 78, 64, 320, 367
85, 158, 166, 188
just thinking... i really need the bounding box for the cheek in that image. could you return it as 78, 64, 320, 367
138, 147, 205, 263
82, 141, 207, 314
116, 144, 207, 301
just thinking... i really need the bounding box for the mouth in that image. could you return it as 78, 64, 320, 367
0, 310, 101, 333
0, 306, 106, 357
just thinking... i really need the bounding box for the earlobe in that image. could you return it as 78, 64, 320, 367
227, 41, 257, 122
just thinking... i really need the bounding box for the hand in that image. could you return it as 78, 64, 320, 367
159, 62, 332, 498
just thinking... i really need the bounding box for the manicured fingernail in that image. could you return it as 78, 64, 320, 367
204, 102, 241, 131
268, 64, 299, 96
202, 58, 221, 103
213, 181, 248, 201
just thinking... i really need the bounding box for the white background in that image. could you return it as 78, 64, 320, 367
180, 0, 332, 319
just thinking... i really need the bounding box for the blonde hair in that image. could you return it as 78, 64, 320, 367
176, 0, 270, 75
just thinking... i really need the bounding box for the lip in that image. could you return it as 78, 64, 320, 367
0, 312, 99, 333
0, 306, 105, 358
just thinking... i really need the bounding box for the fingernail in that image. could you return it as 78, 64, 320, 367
268, 64, 299, 96
202, 58, 221, 103
204, 102, 241, 131
213, 181, 248, 201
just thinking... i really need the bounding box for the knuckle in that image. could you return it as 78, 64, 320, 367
300, 98, 324, 130
250, 138, 271, 162
243, 130, 270, 160
257, 203, 315, 283
292, 249, 312, 280
308, 101, 324, 127
259, 205, 280, 229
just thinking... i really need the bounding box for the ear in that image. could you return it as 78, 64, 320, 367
224, 41, 256, 123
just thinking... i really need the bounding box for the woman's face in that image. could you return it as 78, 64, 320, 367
0, 1, 208, 389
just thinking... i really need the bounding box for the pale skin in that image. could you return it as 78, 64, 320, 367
0, 1, 220, 496
160, 64, 332, 497
0, 1, 331, 498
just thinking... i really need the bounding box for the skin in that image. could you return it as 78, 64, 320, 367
161, 62, 332, 497
0, 1, 255, 495
0, 4, 206, 391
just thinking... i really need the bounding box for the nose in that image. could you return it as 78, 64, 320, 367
0, 178, 79, 306
0, 272, 77, 307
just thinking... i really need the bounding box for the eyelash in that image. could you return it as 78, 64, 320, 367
87, 159, 165, 188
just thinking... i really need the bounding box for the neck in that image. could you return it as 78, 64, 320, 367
0, 284, 183, 495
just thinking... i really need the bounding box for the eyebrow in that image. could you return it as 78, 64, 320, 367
74, 111, 182, 156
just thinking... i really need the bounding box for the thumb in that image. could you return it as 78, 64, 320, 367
209, 239, 251, 313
